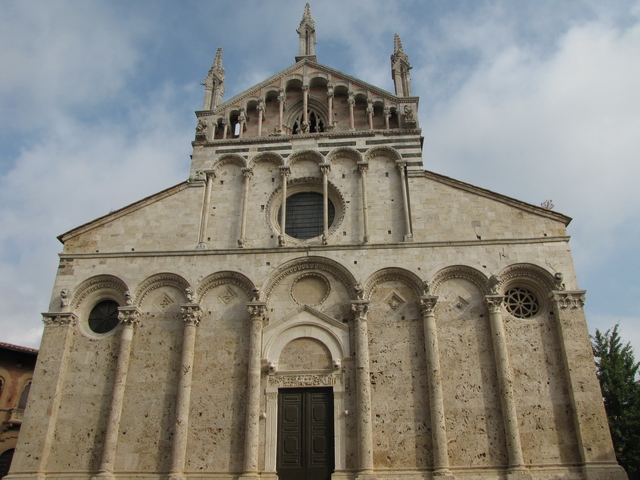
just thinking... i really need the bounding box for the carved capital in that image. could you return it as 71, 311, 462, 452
279, 166, 291, 177
357, 161, 369, 174
484, 295, 505, 314
42, 312, 77, 327
383, 106, 391, 117
256, 99, 265, 112
326, 91, 334, 98
366, 106, 373, 115
117, 306, 141, 326
551, 291, 586, 310
181, 304, 202, 326
247, 302, 268, 323
420, 295, 439, 317
396, 161, 407, 171
302, 85, 309, 92
351, 300, 369, 320
241, 167, 253, 179
319, 162, 331, 175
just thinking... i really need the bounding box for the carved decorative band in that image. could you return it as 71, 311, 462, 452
269, 373, 341, 387
42, 312, 77, 327
552, 291, 586, 309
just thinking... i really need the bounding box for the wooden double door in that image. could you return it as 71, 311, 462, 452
277, 388, 334, 480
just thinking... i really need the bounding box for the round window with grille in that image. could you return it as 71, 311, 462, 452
504, 287, 540, 318
279, 192, 335, 239
88, 300, 120, 334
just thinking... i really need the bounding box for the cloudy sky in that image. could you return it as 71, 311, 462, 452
1, 0, 639, 355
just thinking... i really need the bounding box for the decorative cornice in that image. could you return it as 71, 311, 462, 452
42, 312, 77, 327
551, 291, 586, 310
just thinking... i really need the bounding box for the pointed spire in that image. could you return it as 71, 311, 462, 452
202, 47, 225, 110
296, 3, 317, 62
391, 34, 412, 97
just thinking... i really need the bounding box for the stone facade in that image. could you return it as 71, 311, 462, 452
8, 5, 627, 480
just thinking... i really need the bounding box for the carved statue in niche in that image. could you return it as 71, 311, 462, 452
403, 105, 417, 128
195, 118, 208, 140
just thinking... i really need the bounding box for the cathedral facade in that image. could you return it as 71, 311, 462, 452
8, 6, 627, 480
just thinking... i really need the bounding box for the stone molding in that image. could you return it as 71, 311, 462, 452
134, 273, 191, 308
363, 267, 423, 300
325, 146, 363, 164
551, 290, 586, 309
430, 265, 489, 296
364, 145, 402, 162
497, 263, 557, 293
262, 256, 357, 301
197, 271, 255, 303
70, 274, 129, 309
249, 151, 286, 168
211, 153, 248, 171
288, 149, 325, 165
42, 312, 78, 326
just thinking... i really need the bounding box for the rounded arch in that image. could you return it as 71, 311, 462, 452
288, 149, 325, 166
430, 265, 490, 296
308, 74, 329, 88
197, 271, 256, 303
262, 256, 357, 302
249, 151, 286, 168
363, 267, 424, 300
212, 153, 247, 170
264, 323, 347, 366
134, 272, 192, 307
71, 274, 129, 310
364, 145, 402, 163
285, 77, 303, 90
496, 263, 557, 294
326, 147, 363, 165
284, 97, 328, 135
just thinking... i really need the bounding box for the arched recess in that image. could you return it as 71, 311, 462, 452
288, 149, 325, 167
284, 97, 328, 134
211, 153, 247, 171
364, 145, 402, 163
197, 271, 256, 304
430, 265, 489, 296
496, 263, 557, 293
363, 267, 424, 301
134, 272, 191, 308
326, 146, 363, 166
249, 151, 285, 168
262, 256, 357, 302
71, 274, 129, 310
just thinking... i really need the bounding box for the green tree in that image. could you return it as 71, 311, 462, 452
592, 324, 640, 477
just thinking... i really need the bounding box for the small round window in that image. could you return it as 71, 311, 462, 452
504, 287, 539, 319
88, 300, 120, 334
279, 192, 335, 239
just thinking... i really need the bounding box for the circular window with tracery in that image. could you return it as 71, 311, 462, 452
504, 287, 539, 318
88, 300, 120, 334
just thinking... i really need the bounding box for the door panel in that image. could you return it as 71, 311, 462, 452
277, 388, 334, 480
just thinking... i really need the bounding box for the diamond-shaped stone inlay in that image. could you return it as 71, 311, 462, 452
386, 292, 406, 311
218, 285, 238, 305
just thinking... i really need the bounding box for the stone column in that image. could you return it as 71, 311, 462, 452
257, 100, 265, 137
238, 108, 246, 138
203, 84, 213, 110
33, 313, 77, 479
240, 302, 268, 479
383, 107, 391, 130
302, 85, 309, 128
197, 170, 215, 249
396, 161, 413, 242
326, 84, 334, 130
419, 296, 453, 478
320, 162, 330, 245
168, 304, 202, 480
351, 300, 377, 480
551, 291, 627, 479
238, 167, 253, 247
357, 161, 370, 243
366, 99, 374, 130
277, 88, 285, 134
93, 306, 140, 480
221, 117, 228, 140
484, 296, 529, 479
278, 166, 290, 246
348, 92, 355, 131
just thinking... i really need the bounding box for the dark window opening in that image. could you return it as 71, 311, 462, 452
88, 300, 120, 334
279, 192, 335, 239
